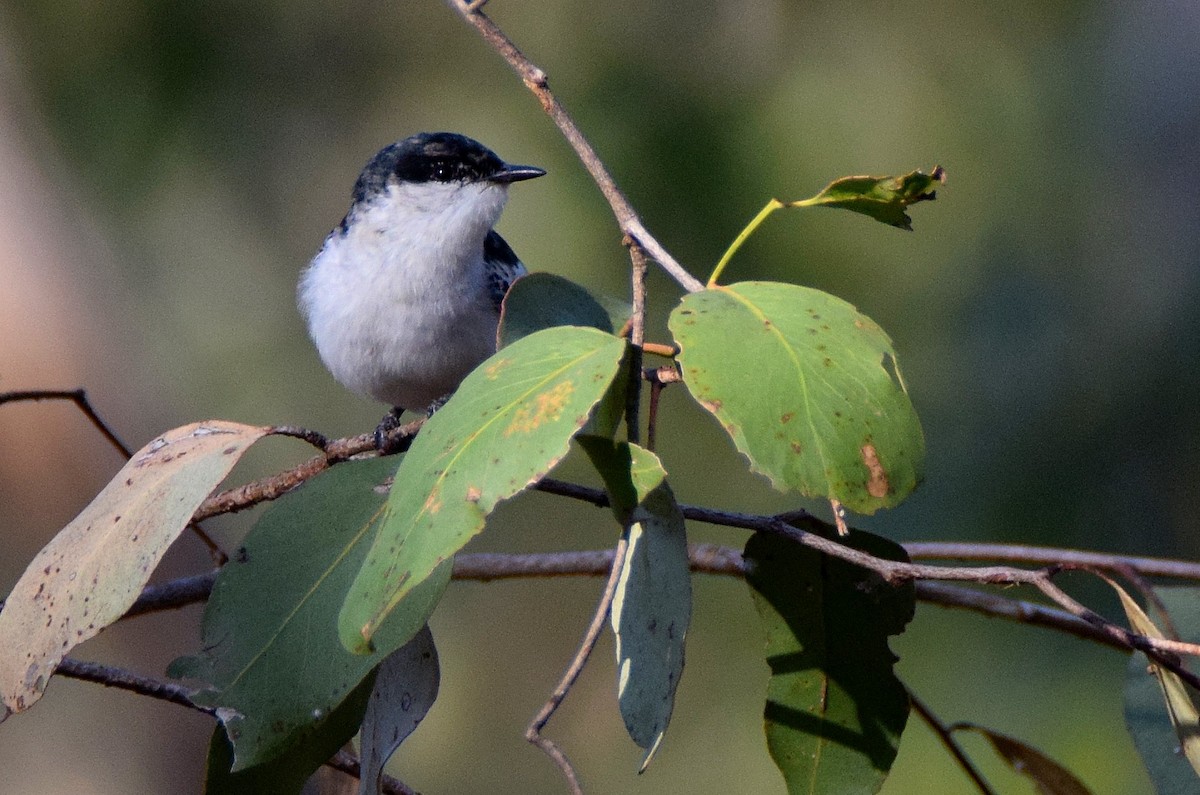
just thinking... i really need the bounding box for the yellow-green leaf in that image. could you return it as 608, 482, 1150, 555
670, 282, 924, 514
339, 326, 626, 653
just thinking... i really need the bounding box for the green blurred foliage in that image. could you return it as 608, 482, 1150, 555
2, 0, 1198, 792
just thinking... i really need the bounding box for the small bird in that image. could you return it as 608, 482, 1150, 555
299, 132, 545, 443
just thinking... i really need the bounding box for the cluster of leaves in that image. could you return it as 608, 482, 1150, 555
1, 167, 1196, 794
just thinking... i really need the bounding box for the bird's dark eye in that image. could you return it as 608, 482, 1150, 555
431, 160, 455, 181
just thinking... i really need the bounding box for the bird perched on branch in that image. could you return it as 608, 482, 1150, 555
299, 132, 545, 446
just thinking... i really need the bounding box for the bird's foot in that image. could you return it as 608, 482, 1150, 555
374, 407, 412, 454
425, 394, 452, 415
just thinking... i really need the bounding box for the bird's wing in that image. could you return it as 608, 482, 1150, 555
484, 230, 528, 312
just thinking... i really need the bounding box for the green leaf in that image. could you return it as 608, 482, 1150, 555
0, 421, 269, 718
953, 723, 1092, 795
359, 626, 440, 795
577, 436, 667, 524
1123, 586, 1200, 789
802, 167, 944, 230
670, 282, 924, 514
169, 456, 449, 770
203, 668, 375, 794
580, 438, 691, 769
744, 522, 914, 794
340, 326, 627, 653
498, 272, 630, 348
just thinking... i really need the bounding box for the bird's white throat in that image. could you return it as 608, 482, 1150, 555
299, 180, 512, 410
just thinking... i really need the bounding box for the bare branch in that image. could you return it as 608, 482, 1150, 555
124, 571, 219, 617
327, 749, 417, 795
0, 388, 132, 458
0, 389, 232, 562
525, 537, 629, 794
913, 581, 1123, 649
909, 689, 997, 795
623, 239, 649, 444
907, 541, 1200, 581
56, 658, 210, 714
446, 0, 705, 293
56, 658, 414, 793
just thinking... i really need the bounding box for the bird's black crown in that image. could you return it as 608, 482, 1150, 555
351, 132, 505, 204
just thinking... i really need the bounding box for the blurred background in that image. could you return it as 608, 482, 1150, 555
1, 0, 1198, 792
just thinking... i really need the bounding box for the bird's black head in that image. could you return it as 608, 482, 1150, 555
350, 132, 544, 205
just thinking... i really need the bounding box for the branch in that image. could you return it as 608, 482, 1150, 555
524, 537, 629, 794
54, 658, 414, 794
909, 689, 997, 795
327, 749, 416, 795
56, 657, 209, 714
0, 389, 132, 458
906, 541, 1200, 581
446, 0, 705, 293
623, 238, 649, 444
183, 433, 1200, 678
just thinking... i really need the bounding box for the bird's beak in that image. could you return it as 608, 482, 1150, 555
491, 164, 546, 184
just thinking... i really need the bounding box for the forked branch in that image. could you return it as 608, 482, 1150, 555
446, 0, 706, 294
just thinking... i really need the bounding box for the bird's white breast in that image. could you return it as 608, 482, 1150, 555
299, 180, 513, 410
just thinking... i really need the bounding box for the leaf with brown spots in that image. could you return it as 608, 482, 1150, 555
0, 420, 268, 717
669, 282, 924, 515
339, 326, 626, 654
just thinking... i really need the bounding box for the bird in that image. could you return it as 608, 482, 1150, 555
298, 132, 545, 446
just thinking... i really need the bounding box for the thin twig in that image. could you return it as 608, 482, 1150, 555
56, 658, 415, 793
624, 238, 648, 445
0, 388, 229, 563
327, 749, 417, 795
906, 542, 1200, 581
913, 581, 1123, 650
642, 367, 678, 452
124, 571, 219, 617
530, 480, 1200, 680
118, 551, 1125, 656
525, 537, 630, 794
186, 441, 1200, 672
56, 658, 210, 714
447, 0, 704, 293
908, 689, 997, 795
0, 389, 132, 458
193, 423, 412, 521
1111, 563, 1181, 639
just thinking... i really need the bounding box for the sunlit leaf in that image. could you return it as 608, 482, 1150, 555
340, 326, 626, 653
953, 723, 1092, 795
744, 522, 914, 794
580, 438, 690, 769
169, 456, 449, 770
358, 626, 440, 795
0, 421, 269, 718
670, 282, 924, 515
801, 167, 944, 230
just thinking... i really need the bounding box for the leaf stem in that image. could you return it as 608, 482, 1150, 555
707, 199, 783, 287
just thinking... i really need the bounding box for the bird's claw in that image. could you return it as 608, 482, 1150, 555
374, 408, 410, 454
